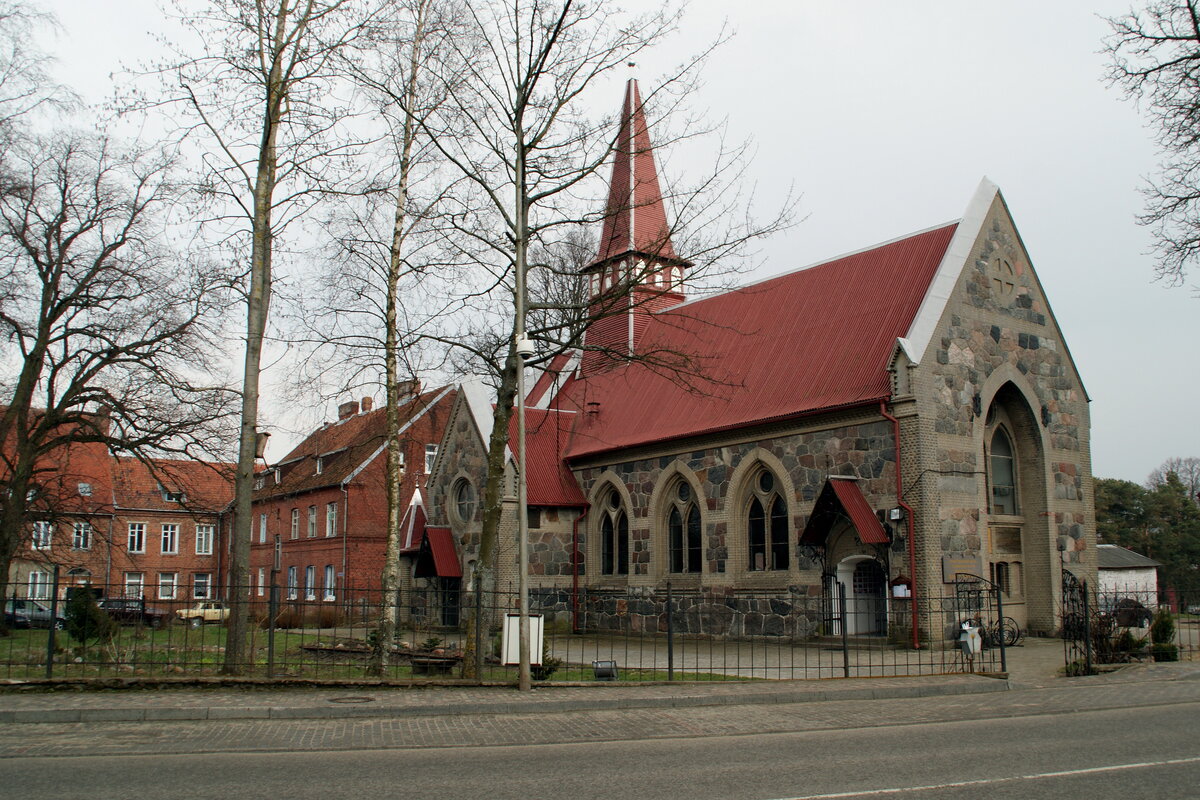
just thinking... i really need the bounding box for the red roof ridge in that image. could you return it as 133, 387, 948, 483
668, 220, 961, 313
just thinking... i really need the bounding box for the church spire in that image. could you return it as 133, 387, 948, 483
581, 79, 690, 376
591, 79, 681, 268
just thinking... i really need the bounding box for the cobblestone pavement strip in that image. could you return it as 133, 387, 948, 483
1, 672, 1198, 760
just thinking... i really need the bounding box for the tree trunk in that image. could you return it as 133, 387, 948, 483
370, 0, 431, 678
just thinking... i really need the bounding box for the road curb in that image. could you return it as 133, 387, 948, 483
0, 675, 1011, 725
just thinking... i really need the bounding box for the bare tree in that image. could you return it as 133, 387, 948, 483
0, 1, 72, 159
141, 0, 379, 672
412, 0, 791, 682
1146, 456, 1200, 504
1105, 0, 1200, 288
0, 131, 233, 627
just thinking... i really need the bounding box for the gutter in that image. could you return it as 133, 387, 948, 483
880, 400, 920, 650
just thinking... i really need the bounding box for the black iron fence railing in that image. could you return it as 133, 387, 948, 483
1059, 577, 1197, 675
2, 577, 1015, 681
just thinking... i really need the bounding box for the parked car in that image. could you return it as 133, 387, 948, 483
176, 600, 229, 628
4, 598, 66, 630
98, 597, 169, 629
1110, 598, 1154, 628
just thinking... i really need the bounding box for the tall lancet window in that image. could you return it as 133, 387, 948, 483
747, 469, 789, 571
667, 481, 702, 574
990, 428, 1018, 515
600, 489, 629, 576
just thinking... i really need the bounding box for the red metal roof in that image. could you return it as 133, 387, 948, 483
800, 478, 890, 546
590, 79, 682, 268
508, 407, 587, 507
559, 223, 957, 458
416, 526, 462, 578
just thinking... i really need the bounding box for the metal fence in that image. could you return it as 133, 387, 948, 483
1060, 573, 1198, 676
2, 576, 1014, 682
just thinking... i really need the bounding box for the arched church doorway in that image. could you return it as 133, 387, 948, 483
835, 556, 887, 635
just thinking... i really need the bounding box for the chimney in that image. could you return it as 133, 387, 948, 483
337, 400, 360, 420
396, 379, 421, 403
361, 397, 373, 412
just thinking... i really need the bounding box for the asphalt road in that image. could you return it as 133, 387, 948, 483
2, 684, 1197, 799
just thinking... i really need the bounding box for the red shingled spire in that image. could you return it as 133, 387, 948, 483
581, 79, 690, 376
591, 79, 680, 267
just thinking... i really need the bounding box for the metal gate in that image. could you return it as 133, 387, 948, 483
1061, 569, 1093, 675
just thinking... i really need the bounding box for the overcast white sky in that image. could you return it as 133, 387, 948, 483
45, 1, 1200, 484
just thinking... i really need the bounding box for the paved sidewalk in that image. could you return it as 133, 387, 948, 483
1, 635, 1189, 726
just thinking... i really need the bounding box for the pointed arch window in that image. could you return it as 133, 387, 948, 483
747, 469, 789, 571
990, 428, 1018, 515
668, 481, 702, 574
600, 489, 628, 576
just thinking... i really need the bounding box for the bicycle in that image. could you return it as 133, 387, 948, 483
969, 615, 1023, 648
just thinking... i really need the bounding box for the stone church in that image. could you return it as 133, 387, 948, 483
420, 79, 1096, 641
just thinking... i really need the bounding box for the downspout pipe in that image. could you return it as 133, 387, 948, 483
880, 400, 920, 649
341, 482, 349, 600
571, 502, 590, 633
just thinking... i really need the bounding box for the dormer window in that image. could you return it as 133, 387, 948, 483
273, 468, 281, 485
253, 476, 264, 490
158, 484, 185, 503
315, 457, 324, 475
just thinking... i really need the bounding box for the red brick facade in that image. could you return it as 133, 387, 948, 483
246, 386, 456, 603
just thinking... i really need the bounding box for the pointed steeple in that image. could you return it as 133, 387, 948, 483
581, 79, 691, 376
591, 79, 682, 267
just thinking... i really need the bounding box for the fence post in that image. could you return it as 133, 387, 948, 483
1083, 580, 1093, 676
840, 583, 850, 678
995, 582, 1006, 674
267, 571, 278, 678
474, 587, 484, 682
666, 581, 674, 682
45, 565, 60, 679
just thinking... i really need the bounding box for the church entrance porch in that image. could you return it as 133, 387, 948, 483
833, 557, 888, 635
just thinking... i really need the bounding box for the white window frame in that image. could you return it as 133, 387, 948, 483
258, 513, 267, 544
425, 443, 438, 473
307, 506, 317, 538
323, 565, 335, 601
196, 524, 214, 556
290, 508, 299, 539
28, 570, 50, 599
192, 573, 212, 599
325, 502, 337, 537
77, 482, 92, 497
124, 571, 145, 599
72, 521, 92, 550
158, 572, 178, 600
304, 565, 316, 600
257, 567, 265, 597
128, 522, 146, 553
286, 566, 298, 600
161, 523, 178, 555
31, 520, 51, 550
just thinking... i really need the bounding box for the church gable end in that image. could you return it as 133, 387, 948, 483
914, 190, 1094, 634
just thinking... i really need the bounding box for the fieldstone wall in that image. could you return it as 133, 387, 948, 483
560, 415, 898, 584
530, 585, 826, 638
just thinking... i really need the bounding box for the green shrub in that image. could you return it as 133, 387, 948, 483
1150, 608, 1176, 646
1151, 642, 1179, 662
65, 592, 115, 645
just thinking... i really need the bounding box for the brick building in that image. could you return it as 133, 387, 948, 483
246, 384, 456, 608
7, 427, 232, 607
424, 79, 1097, 640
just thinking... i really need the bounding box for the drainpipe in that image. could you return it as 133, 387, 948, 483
341, 483, 349, 597
880, 400, 920, 649
571, 502, 590, 633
